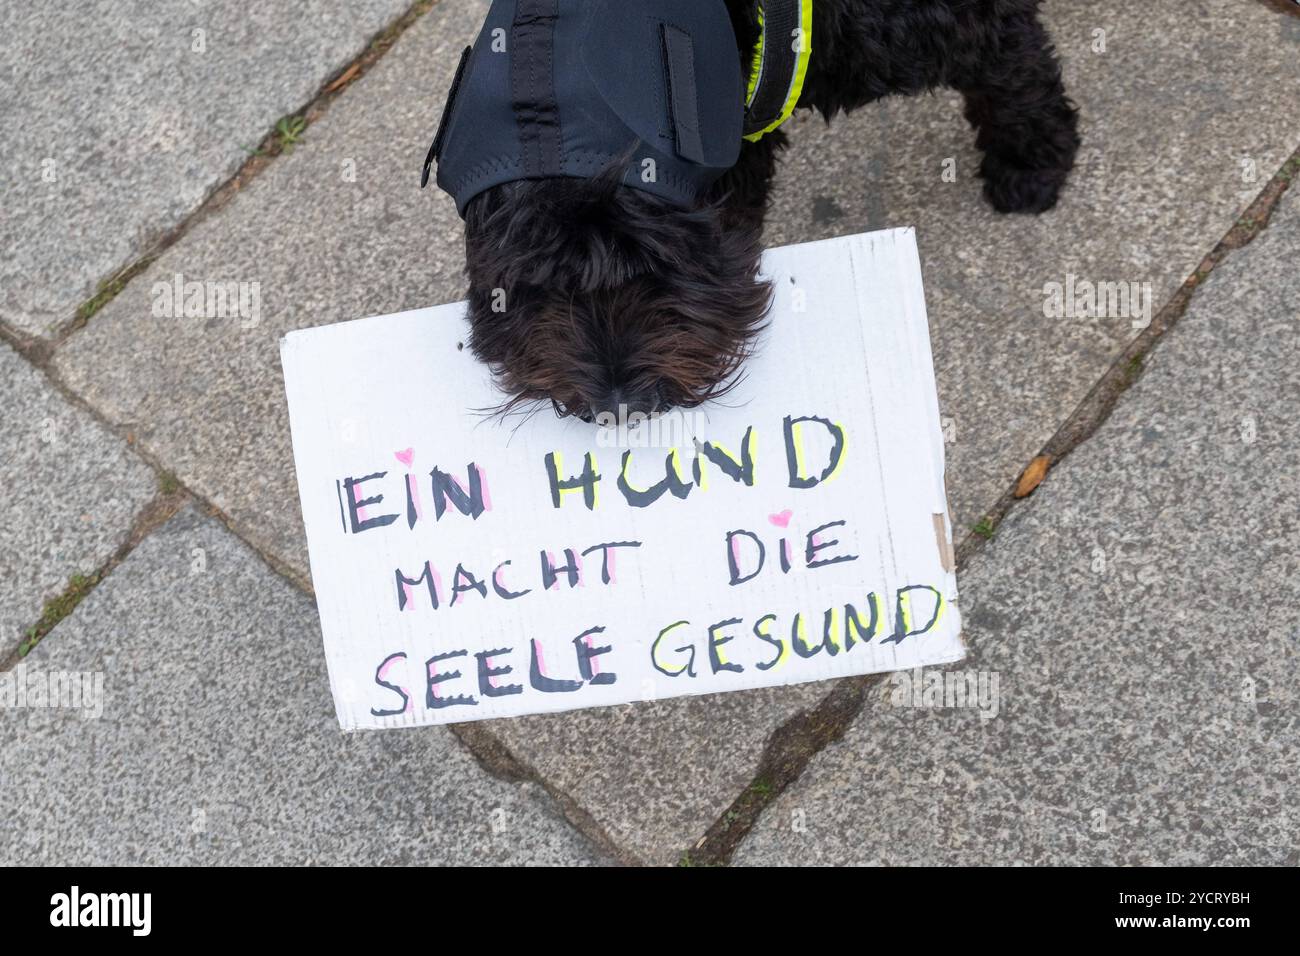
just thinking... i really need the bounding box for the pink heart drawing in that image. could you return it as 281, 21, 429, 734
768, 509, 793, 528
394, 448, 415, 468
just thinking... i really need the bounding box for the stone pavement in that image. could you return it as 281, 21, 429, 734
0, 342, 155, 642
0, 0, 410, 339
734, 180, 1300, 867
0, 508, 607, 865
765, 0, 1300, 529
1, 0, 1297, 865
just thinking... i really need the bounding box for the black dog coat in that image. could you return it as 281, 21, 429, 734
423, 0, 812, 216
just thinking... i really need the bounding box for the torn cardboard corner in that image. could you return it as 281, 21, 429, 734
281, 227, 964, 730
932, 513, 955, 573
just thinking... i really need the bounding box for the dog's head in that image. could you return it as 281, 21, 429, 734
430, 0, 782, 420
462, 170, 770, 422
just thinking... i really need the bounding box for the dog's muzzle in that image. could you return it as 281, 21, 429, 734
422, 0, 812, 217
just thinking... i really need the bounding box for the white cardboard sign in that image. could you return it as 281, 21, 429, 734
282, 229, 963, 730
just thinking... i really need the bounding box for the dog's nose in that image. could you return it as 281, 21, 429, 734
592, 386, 659, 424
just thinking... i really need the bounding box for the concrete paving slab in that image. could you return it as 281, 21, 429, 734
51, 0, 1300, 863
733, 185, 1300, 866
54, 0, 487, 571
0, 0, 410, 338
487, 683, 832, 864
0, 507, 608, 865
0, 342, 155, 644
764, 0, 1300, 529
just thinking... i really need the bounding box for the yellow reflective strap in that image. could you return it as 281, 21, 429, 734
744, 0, 812, 143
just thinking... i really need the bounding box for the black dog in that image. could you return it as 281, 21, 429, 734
433, 0, 1079, 422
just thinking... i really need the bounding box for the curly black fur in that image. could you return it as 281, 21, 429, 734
464, 171, 772, 420
461, 0, 1080, 421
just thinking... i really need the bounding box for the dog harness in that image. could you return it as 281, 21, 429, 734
422, 0, 813, 216
744, 0, 814, 141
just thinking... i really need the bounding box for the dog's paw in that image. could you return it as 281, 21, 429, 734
979, 158, 1069, 215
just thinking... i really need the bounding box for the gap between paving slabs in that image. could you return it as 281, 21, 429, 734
0, 337, 313, 665
0, 0, 445, 664
0, 487, 185, 672
680, 145, 1300, 867
4, 0, 445, 361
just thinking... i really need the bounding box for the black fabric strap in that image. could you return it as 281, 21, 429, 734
660, 24, 706, 165
744, 0, 801, 138
510, 0, 562, 178
422, 45, 473, 188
